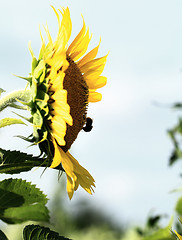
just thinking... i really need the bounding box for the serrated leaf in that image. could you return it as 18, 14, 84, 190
0, 178, 49, 224
0, 118, 26, 128
23, 225, 72, 240
0, 148, 48, 174
0, 229, 8, 240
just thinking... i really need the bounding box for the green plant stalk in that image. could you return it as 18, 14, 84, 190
0, 89, 31, 112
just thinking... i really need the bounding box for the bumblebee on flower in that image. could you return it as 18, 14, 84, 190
25, 6, 107, 199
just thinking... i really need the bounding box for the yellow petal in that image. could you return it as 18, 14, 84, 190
50, 138, 74, 174
66, 174, 74, 200
44, 25, 54, 50
50, 138, 63, 168
50, 7, 72, 54
69, 29, 91, 61
88, 91, 102, 102
51, 89, 67, 102
67, 17, 86, 55
50, 141, 95, 199
50, 72, 65, 90
85, 76, 107, 89
51, 5, 61, 28
77, 38, 101, 67
46, 52, 67, 72
51, 117, 67, 145
52, 105, 73, 126
80, 55, 107, 74
59, 7, 72, 45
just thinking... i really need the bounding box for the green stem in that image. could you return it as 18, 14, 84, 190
0, 89, 31, 112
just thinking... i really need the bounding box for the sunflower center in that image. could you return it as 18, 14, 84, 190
61, 55, 89, 152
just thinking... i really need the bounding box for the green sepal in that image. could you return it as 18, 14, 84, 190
36, 90, 49, 107
31, 77, 38, 102
14, 75, 32, 83
16, 134, 35, 143
28, 42, 38, 73
9, 103, 27, 110
25, 43, 51, 146
39, 66, 46, 84
12, 111, 33, 123
33, 108, 43, 129
33, 60, 45, 80
0, 118, 26, 128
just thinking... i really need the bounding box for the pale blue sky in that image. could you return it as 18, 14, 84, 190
1, 0, 182, 227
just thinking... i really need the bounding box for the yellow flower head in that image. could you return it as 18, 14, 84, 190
26, 6, 107, 199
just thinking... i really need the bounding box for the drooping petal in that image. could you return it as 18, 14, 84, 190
66, 174, 75, 200
50, 139, 95, 199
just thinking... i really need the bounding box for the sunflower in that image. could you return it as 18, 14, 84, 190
27, 6, 107, 199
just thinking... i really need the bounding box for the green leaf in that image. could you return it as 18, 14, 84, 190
176, 197, 182, 215
0, 178, 49, 224
143, 218, 174, 240
23, 225, 71, 240
142, 228, 173, 240
0, 118, 26, 128
0, 229, 8, 240
33, 60, 45, 79
0, 148, 48, 174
